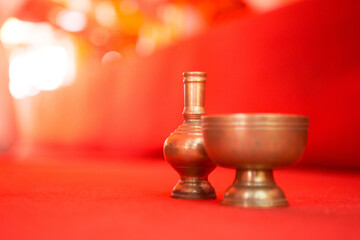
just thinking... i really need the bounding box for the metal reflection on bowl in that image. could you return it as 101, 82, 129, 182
202, 113, 309, 208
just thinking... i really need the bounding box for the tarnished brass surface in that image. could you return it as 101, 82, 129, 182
163, 72, 216, 199
202, 113, 309, 207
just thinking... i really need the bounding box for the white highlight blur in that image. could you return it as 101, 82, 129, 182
9, 46, 67, 98
0, 18, 54, 46
95, 2, 117, 27
244, 0, 293, 12
0, 18, 76, 99
56, 10, 87, 32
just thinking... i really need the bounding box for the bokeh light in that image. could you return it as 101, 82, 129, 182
0, 18, 53, 46
119, 0, 139, 15
95, 1, 117, 27
9, 46, 73, 99
56, 10, 87, 32
0, 17, 76, 99
65, 0, 92, 12
102, 51, 122, 65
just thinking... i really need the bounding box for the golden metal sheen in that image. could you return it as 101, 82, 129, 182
202, 113, 309, 207
163, 72, 216, 199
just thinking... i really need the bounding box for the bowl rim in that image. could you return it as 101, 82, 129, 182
201, 113, 309, 122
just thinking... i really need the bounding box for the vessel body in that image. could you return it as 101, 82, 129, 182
163, 72, 216, 199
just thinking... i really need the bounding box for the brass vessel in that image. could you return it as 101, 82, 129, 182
202, 113, 309, 207
163, 72, 216, 199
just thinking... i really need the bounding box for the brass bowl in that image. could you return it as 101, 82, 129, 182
202, 113, 309, 208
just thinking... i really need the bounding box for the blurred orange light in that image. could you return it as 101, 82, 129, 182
135, 23, 158, 56
119, 0, 139, 15
95, 2, 117, 27
89, 27, 110, 46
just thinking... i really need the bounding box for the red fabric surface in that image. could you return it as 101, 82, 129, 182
1, 156, 359, 240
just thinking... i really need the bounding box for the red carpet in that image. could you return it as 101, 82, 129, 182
1, 156, 359, 240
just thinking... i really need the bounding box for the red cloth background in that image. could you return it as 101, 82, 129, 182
106, 0, 360, 168
148, 0, 360, 169
12, 0, 360, 169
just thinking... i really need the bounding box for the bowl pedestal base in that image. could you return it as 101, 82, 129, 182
221, 169, 288, 208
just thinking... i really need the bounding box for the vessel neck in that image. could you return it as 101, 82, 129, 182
182, 72, 206, 121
